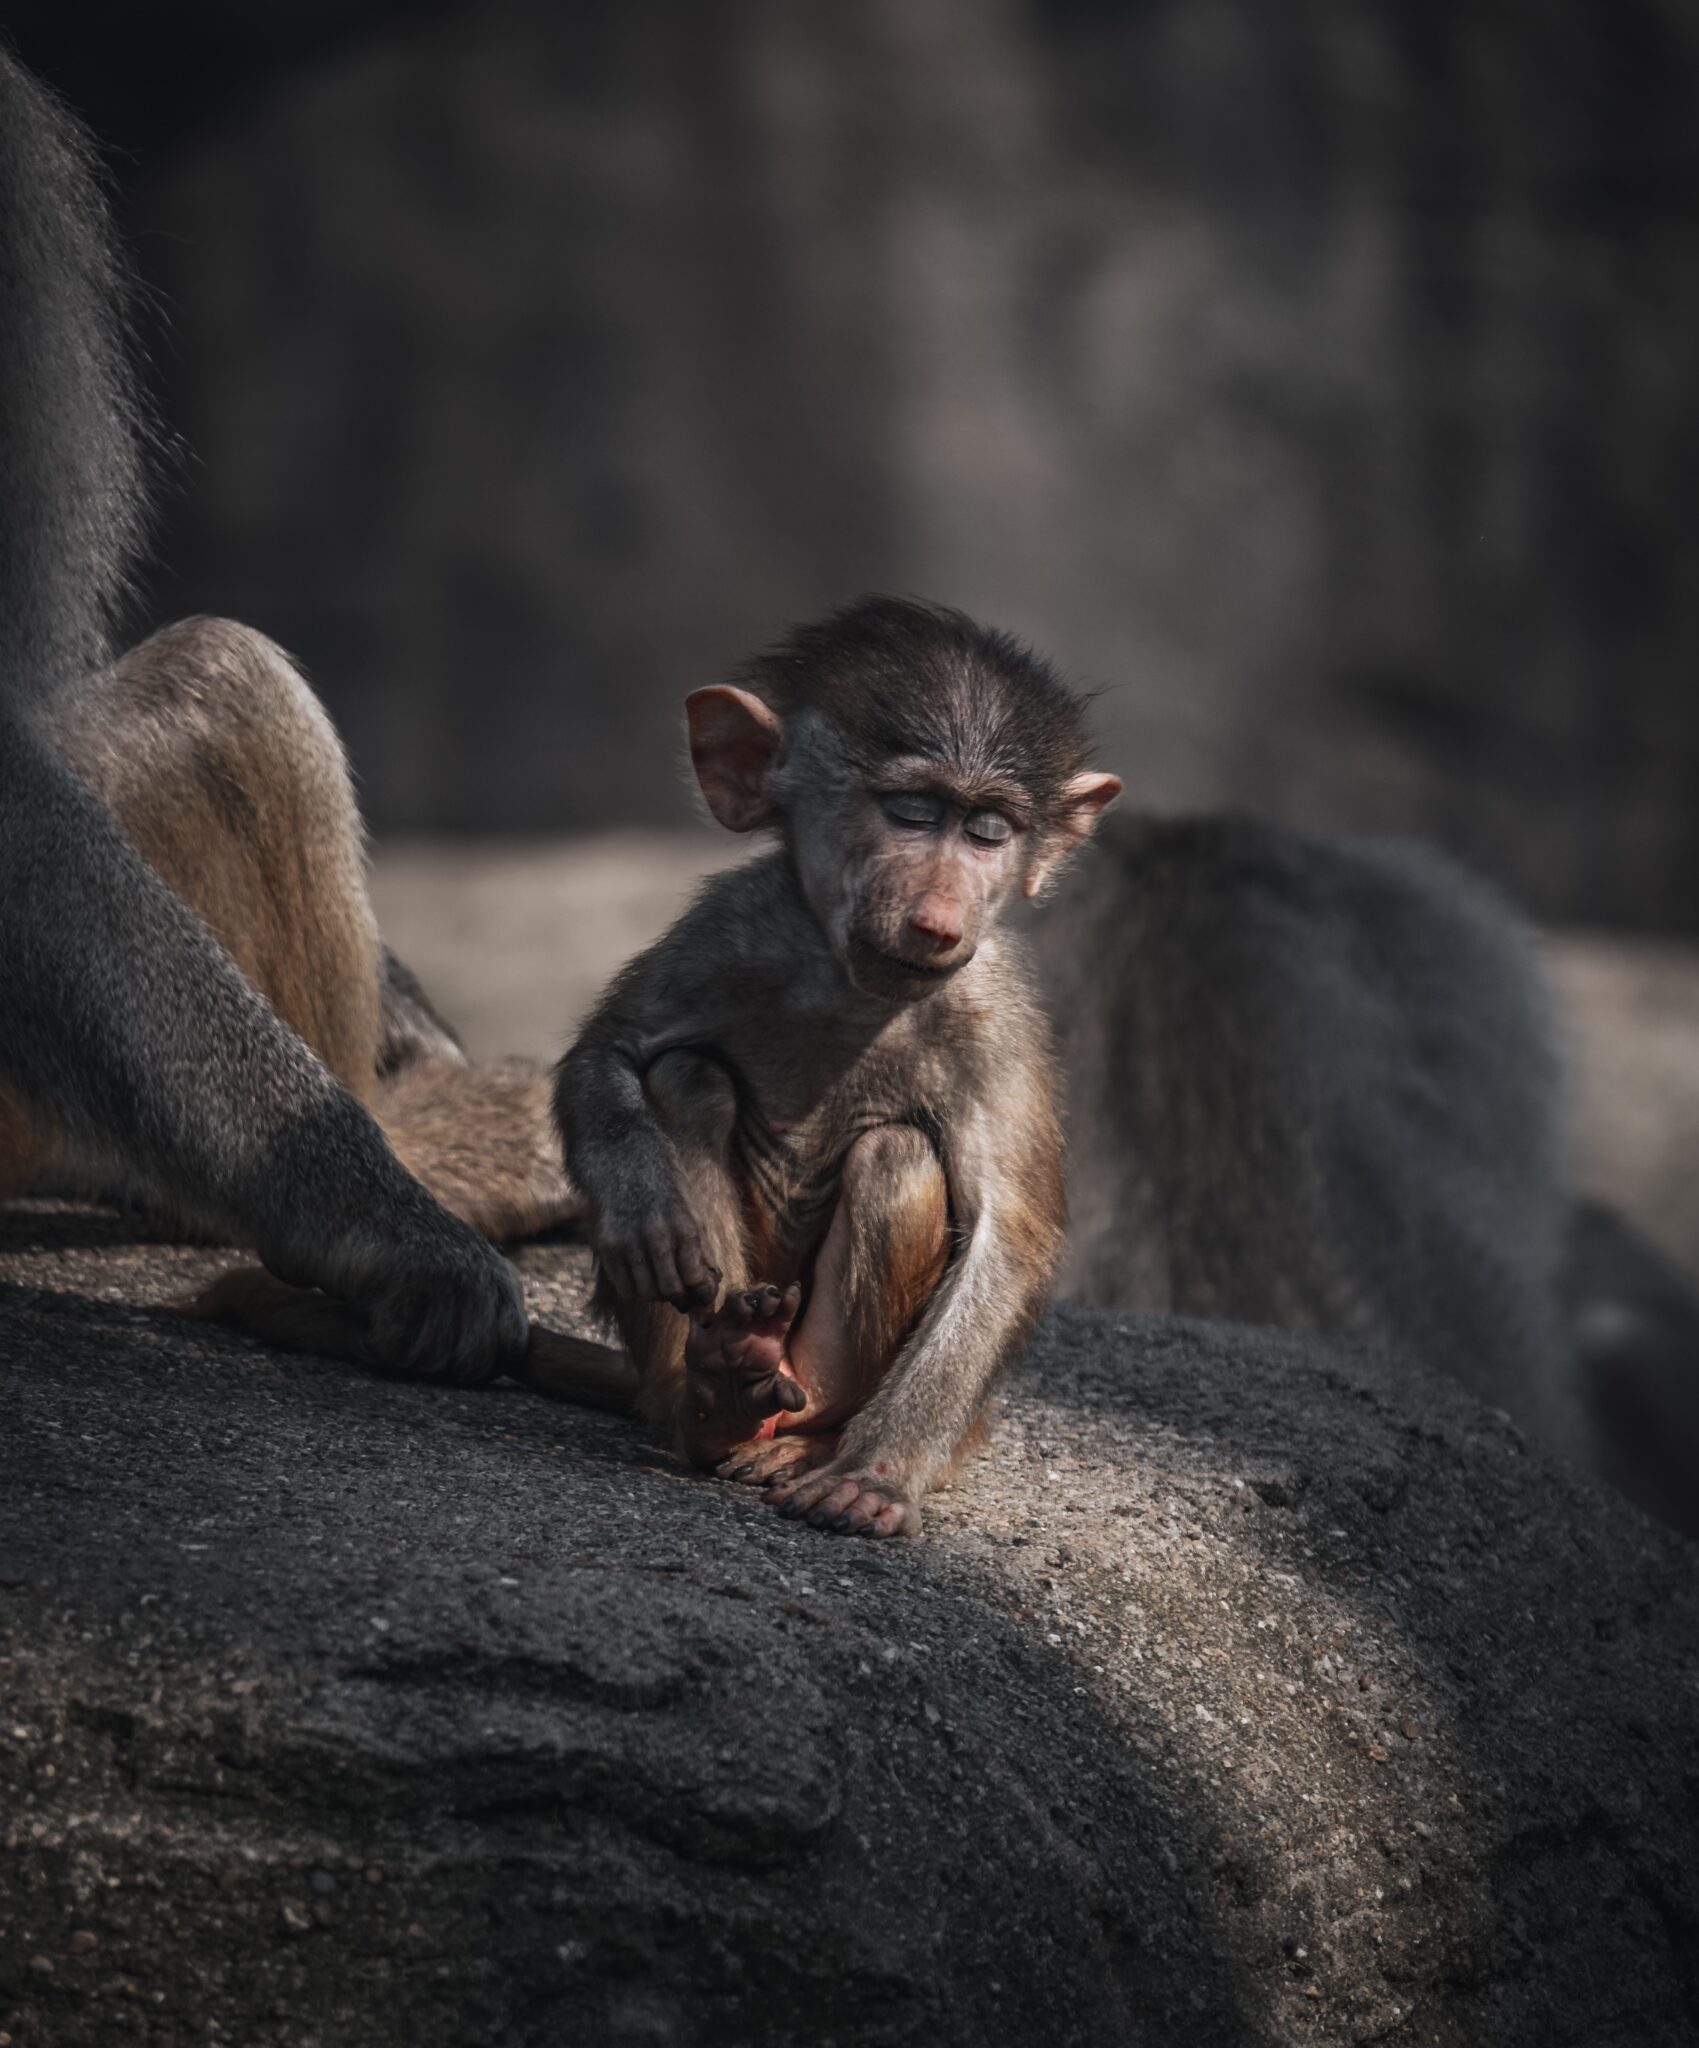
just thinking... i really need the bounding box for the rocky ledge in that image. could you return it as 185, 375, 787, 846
1, 1204, 1695, 2047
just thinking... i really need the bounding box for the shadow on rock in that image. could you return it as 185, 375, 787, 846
3, 1247, 1697, 2045
1, 1280, 1258, 2048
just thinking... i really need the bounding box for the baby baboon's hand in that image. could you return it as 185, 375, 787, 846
681, 1282, 806, 1465
595, 1194, 720, 1308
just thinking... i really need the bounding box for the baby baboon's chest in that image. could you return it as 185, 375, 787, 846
714, 1041, 943, 1271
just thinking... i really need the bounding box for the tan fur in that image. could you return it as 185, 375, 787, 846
374, 1055, 576, 1241
7, 615, 578, 1253
185, 1266, 378, 1362
40, 617, 384, 1097
602, 1069, 960, 1450
836, 1126, 951, 1415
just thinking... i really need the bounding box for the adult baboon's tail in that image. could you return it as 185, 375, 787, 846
179, 1265, 638, 1415
0, 46, 149, 699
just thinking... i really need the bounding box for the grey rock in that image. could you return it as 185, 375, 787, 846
1, 1209, 1695, 2045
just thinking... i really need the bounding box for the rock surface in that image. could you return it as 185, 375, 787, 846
2, 1204, 1696, 2047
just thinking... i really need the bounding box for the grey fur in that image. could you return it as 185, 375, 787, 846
0, 48, 525, 1381
1033, 811, 1581, 1455
1562, 1200, 1699, 1533
378, 947, 469, 1075
0, 49, 148, 696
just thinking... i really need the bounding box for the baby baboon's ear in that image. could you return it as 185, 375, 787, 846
685, 686, 784, 832
1023, 772, 1122, 899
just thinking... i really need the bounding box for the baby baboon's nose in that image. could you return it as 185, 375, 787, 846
908, 891, 964, 951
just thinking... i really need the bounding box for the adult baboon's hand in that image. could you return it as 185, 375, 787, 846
254, 1115, 531, 1385
354, 1213, 529, 1385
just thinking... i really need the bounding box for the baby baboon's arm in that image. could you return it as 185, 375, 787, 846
554, 952, 735, 1311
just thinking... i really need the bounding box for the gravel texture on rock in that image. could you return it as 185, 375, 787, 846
1, 1203, 1696, 2048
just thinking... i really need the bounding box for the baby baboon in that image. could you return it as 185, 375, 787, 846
555, 597, 1121, 1536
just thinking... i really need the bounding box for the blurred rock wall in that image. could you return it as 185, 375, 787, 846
14, 0, 1699, 925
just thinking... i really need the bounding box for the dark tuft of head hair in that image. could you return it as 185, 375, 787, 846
731, 596, 1096, 825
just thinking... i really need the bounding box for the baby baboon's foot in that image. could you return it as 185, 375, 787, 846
767, 1458, 922, 1539
681, 1282, 805, 1465
715, 1430, 841, 1490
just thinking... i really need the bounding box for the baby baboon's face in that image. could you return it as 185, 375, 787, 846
802, 755, 1029, 1002
684, 639, 1120, 1007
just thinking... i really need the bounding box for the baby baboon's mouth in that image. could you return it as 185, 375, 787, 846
845, 935, 973, 996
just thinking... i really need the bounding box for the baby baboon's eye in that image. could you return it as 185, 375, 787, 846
881, 792, 946, 830
964, 810, 1013, 846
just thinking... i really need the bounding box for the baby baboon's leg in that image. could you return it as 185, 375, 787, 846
678, 1282, 809, 1467
715, 1124, 949, 1489
601, 1048, 755, 1436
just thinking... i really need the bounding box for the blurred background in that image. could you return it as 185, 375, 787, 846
11, 0, 1699, 913
7, 0, 1699, 1261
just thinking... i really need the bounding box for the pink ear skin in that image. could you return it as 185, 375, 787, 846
1023, 771, 1123, 898
685, 686, 785, 832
